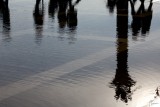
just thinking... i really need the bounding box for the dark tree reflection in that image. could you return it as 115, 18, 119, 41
33, 0, 44, 45
48, 0, 81, 29
106, 0, 116, 13
0, 0, 11, 42
67, 0, 81, 30
48, 0, 81, 43
107, 0, 153, 41
130, 0, 153, 40
48, 0, 58, 19
107, 0, 136, 103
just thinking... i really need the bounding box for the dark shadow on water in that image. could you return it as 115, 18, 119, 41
33, 0, 44, 45
48, 0, 81, 44
0, 0, 11, 42
107, 0, 137, 104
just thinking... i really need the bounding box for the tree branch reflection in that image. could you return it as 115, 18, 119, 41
33, 0, 44, 45
0, 0, 11, 42
130, 0, 153, 41
48, 0, 81, 44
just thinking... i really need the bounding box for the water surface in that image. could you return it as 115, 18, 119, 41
0, 0, 160, 107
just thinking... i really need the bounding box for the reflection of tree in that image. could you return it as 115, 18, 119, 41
130, 0, 153, 40
107, 0, 136, 103
67, 0, 81, 30
33, 0, 44, 45
110, 39, 136, 103
106, 0, 116, 14
0, 0, 11, 42
107, 0, 153, 41
48, 0, 58, 19
48, 0, 81, 43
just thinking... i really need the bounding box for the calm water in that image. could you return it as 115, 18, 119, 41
0, 0, 160, 107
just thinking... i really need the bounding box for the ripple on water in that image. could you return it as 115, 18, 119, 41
129, 57, 160, 107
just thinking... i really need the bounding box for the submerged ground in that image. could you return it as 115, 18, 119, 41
0, 0, 160, 107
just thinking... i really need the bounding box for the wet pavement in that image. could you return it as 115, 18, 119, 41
0, 0, 160, 107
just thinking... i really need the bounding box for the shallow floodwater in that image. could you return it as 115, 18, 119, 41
0, 0, 160, 107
